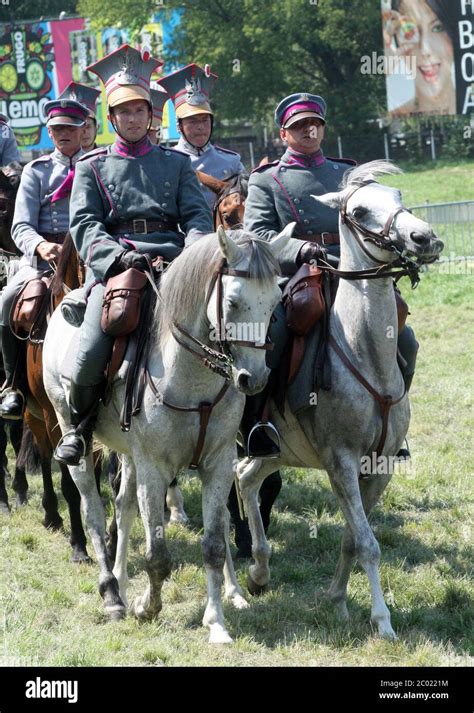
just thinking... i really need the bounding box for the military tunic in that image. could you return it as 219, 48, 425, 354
69, 136, 213, 386
174, 137, 245, 209
244, 148, 354, 275
0, 118, 21, 166
1, 148, 84, 335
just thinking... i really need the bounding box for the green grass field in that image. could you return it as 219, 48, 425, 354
0, 166, 472, 667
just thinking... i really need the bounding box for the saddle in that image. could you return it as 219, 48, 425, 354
10, 273, 53, 342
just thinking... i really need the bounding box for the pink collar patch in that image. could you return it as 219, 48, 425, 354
114, 135, 153, 157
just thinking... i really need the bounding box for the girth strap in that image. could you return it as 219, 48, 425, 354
328, 335, 406, 458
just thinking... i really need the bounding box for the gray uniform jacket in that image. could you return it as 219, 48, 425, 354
244, 149, 355, 275
70, 142, 213, 283
0, 121, 21, 166
174, 137, 245, 209
11, 147, 84, 270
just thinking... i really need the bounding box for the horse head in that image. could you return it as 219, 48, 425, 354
312, 160, 443, 276
212, 224, 292, 394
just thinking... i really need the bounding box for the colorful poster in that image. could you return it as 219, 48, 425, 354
381, 0, 474, 117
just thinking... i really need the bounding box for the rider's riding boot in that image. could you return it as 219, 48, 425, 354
396, 372, 414, 461
0, 325, 26, 420
54, 381, 102, 466
240, 385, 280, 459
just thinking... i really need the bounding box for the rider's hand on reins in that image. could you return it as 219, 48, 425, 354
35, 241, 62, 262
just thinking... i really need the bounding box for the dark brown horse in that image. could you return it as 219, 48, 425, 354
0, 163, 22, 256
24, 233, 93, 561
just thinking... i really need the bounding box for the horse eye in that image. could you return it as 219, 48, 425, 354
227, 298, 238, 309
353, 207, 367, 220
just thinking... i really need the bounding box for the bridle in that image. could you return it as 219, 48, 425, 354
319, 180, 422, 289
169, 255, 273, 381
213, 173, 248, 229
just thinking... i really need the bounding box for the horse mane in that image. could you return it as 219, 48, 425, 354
50, 231, 77, 297
340, 160, 403, 190
157, 230, 280, 346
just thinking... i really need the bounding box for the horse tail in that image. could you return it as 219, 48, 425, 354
50, 231, 77, 297
16, 424, 41, 474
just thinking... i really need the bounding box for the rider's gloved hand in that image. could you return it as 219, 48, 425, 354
117, 250, 150, 272
296, 241, 327, 267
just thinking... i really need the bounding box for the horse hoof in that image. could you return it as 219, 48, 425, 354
106, 604, 126, 622
43, 516, 64, 532
207, 623, 233, 644
228, 593, 250, 610
247, 575, 268, 597
71, 548, 92, 564
15, 494, 28, 507
0, 501, 10, 515
132, 596, 161, 622
168, 512, 189, 526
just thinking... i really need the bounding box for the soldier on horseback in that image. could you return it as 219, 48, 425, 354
0, 112, 21, 166
244, 93, 418, 459
0, 96, 89, 419
59, 82, 101, 154
158, 64, 245, 209
54, 45, 212, 466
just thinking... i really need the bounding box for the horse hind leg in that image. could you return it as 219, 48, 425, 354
133, 464, 171, 621
222, 506, 249, 610
327, 456, 396, 639
10, 419, 29, 507
59, 464, 91, 563
166, 477, 189, 525
112, 456, 137, 608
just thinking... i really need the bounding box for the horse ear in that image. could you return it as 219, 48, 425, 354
0, 171, 11, 191
269, 221, 296, 257
311, 192, 341, 209
217, 225, 245, 264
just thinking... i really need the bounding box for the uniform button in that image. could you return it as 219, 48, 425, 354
165, 151, 170, 156
116, 204, 122, 209
162, 203, 168, 208
333, 164, 339, 170
52, 218, 58, 223
304, 219, 309, 225
99, 157, 105, 162
280, 167, 286, 172
307, 230, 312, 235
52, 210, 58, 215
164, 192, 170, 197
54, 228, 58, 232
108, 184, 115, 190
113, 194, 120, 200
165, 181, 170, 187
299, 209, 304, 215
293, 198, 300, 204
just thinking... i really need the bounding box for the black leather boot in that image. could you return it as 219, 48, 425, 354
396, 373, 414, 461
240, 387, 280, 459
0, 325, 26, 420
54, 381, 102, 466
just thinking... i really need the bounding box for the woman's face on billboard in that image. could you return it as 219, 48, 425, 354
398, 0, 453, 101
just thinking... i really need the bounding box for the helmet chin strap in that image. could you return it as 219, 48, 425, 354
179, 115, 214, 150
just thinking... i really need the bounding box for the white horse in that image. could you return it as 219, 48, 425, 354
237, 160, 443, 639
43, 227, 291, 643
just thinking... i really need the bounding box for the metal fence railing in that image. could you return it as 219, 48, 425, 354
409, 200, 474, 264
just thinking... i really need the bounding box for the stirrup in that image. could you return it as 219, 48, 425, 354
246, 421, 281, 460
54, 430, 87, 465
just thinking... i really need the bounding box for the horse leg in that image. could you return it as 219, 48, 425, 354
132, 463, 171, 621
201, 455, 236, 644
166, 477, 189, 525
59, 464, 91, 563
222, 507, 249, 610
24, 413, 62, 530
112, 456, 137, 607
10, 420, 28, 506
106, 452, 121, 564
237, 457, 281, 594
326, 453, 396, 639
326, 472, 392, 623
0, 420, 9, 513
68, 455, 125, 620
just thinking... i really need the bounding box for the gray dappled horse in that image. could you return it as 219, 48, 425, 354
43, 227, 291, 643
236, 160, 443, 639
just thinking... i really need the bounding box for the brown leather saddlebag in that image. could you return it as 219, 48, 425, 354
101, 268, 148, 337
11, 275, 52, 336
282, 263, 325, 336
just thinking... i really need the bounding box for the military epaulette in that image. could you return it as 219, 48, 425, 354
30, 154, 52, 165
215, 145, 239, 156
165, 145, 188, 157
326, 156, 357, 167
250, 160, 279, 174
78, 147, 109, 162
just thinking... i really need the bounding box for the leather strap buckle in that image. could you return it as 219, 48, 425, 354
132, 219, 147, 234
321, 232, 331, 245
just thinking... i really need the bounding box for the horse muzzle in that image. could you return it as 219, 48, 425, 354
234, 367, 270, 395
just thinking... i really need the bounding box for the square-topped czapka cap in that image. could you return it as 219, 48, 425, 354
59, 82, 101, 118
149, 86, 170, 130
87, 44, 163, 109
275, 93, 327, 129
43, 97, 89, 127
157, 63, 217, 120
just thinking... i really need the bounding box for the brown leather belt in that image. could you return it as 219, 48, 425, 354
302, 232, 340, 246
108, 219, 179, 236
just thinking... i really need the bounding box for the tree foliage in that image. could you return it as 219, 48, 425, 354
0, 1, 78, 23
